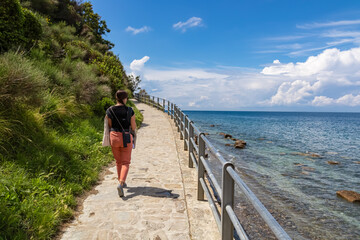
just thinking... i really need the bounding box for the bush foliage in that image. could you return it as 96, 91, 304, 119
0, 0, 42, 52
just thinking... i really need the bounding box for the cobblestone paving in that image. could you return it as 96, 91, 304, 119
61, 101, 220, 240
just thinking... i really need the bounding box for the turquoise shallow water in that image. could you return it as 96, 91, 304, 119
184, 111, 360, 240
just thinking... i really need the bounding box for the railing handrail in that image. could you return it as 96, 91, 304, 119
134, 93, 292, 240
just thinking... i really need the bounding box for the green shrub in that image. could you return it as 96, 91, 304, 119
64, 42, 87, 60
91, 53, 128, 96
93, 97, 114, 116
0, 0, 42, 52
22, 8, 42, 48
0, 0, 24, 52
0, 52, 47, 108
39, 21, 78, 59
40, 94, 81, 126
67, 60, 100, 104
30, 48, 72, 89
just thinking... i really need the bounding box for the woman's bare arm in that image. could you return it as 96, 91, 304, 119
131, 115, 136, 131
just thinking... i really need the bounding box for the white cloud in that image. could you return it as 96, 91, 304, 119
297, 20, 360, 29
262, 48, 360, 78
276, 43, 304, 50
273, 59, 281, 64
261, 18, 360, 57
133, 48, 360, 110
312, 96, 334, 106
136, 66, 280, 109
262, 47, 360, 106
173, 17, 203, 32
130, 56, 150, 72
126, 26, 151, 35
188, 101, 197, 107
322, 30, 360, 38
267, 35, 308, 41
312, 94, 360, 106
144, 68, 227, 82
337, 94, 360, 106
268, 80, 317, 105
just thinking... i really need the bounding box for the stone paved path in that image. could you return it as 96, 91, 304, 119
60, 101, 220, 240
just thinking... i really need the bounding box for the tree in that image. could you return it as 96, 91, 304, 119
79, 2, 113, 50
127, 74, 141, 93
138, 89, 148, 96
0, 0, 42, 52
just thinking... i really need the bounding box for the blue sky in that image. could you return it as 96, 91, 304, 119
90, 0, 360, 111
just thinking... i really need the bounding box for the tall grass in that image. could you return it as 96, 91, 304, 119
0, 52, 47, 108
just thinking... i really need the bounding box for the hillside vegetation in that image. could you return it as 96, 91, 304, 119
0, 0, 142, 239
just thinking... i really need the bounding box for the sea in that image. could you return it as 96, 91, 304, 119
184, 111, 360, 240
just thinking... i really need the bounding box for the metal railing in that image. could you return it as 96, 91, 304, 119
135, 93, 292, 240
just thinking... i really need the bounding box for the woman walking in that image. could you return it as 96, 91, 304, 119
106, 90, 136, 197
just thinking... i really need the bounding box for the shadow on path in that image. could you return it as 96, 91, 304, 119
140, 122, 150, 128
122, 186, 179, 200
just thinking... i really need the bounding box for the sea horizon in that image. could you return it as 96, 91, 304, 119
183, 109, 360, 113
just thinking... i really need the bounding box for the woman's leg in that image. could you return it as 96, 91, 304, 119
118, 135, 133, 184
111, 146, 122, 182
110, 132, 124, 183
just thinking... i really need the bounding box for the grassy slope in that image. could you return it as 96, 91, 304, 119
0, 114, 116, 239
0, 2, 144, 238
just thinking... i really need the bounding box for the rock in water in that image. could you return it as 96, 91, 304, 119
224, 134, 232, 139
336, 190, 360, 203
234, 140, 246, 149
309, 153, 322, 158
210, 124, 215, 127
327, 161, 340, 165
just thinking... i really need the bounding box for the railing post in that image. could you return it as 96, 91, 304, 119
157, 98, 160, 110
180, 111, 184, 139
171, 103, 174, 119
188, 122, 194, 168
167, 101, 170, 116
176, 107, 180, 132
184, 115, 188, 150
175, 106, 177, 123
152, 96, 155, 107
163, 99, 165, 112
197, 134, 205, 200
221, 163, 235, 240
